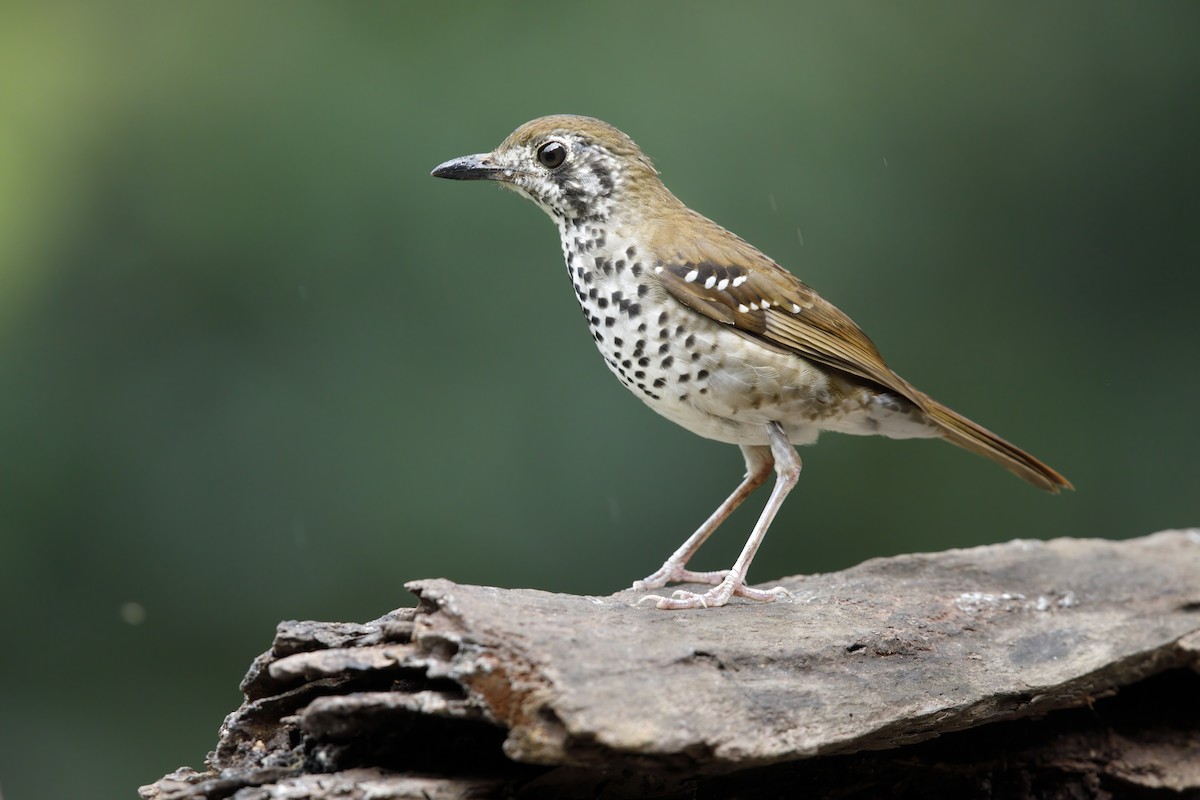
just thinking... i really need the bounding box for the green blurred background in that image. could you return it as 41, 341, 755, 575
1, 2, 1197, 797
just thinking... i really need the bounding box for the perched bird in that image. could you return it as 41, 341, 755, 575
431, 115, 1071, 610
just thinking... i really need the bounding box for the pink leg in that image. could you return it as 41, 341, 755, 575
642, 422, 800, 610
632, 443, 774, 592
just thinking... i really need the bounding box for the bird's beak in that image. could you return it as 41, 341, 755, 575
430, 153, 507, 181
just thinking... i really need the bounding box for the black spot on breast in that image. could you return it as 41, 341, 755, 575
653, 378, 666, 389
658, 342, 670, 355
659, 328, 670, 340
657, 311, 669, 325
597, 297, 608, 308
678, 373, 690, 383
661, 356, 674, 368
631, 263, 643, 277
604, 317, 616, 327
637, 322, 647, 333
684, 334, 696, 348
615, 259, 625, 273
626, 246, 637, 258
637, 284, 649, 298
637, 357, 650, 367
613, 337, 623, 347
697, 369, 710, 380
626, 303, 641, 317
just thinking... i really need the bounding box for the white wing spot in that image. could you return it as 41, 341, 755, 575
760, 298, 770, 309
748, 301, 759, 311
732, 275, 748, 287
655, 266, 664, 273
704, 275, 716, 289
716, 278, 729, 291
791, 303, 802, 313
684, 269, 699, 283
737, 303, 749, 313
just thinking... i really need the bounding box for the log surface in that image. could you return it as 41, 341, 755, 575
140, 530, 1200, 799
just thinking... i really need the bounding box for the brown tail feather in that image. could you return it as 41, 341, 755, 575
921, 399, 1073, 493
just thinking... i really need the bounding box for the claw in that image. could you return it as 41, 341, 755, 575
633, 578, 789, 610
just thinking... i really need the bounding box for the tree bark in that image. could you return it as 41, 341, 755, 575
140, 530, 1200, 799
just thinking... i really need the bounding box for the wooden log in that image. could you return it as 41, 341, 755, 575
140, 530, 1200, 799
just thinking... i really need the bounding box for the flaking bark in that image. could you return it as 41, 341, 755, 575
140, 530, 1200, 799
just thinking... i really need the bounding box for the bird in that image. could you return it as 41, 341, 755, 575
430, 115, 1072, 610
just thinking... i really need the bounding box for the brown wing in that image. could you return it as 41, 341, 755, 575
649, 212, 1072, 493
650, 233, 914, 399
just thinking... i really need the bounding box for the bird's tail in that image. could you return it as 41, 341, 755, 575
921, 397, 1073, 493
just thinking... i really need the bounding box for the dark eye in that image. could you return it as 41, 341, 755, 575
537, 141, 567, 169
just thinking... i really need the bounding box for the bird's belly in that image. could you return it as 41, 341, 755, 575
638, 341, 939, 447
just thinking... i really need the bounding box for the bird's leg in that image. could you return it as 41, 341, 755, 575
646, 422, 799, 609
631, 444, 774, 592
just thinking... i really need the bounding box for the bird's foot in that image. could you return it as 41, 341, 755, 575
631, 563, 731, 592
636, 577, 790, 610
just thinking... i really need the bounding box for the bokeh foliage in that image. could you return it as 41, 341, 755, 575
0, 3, 1197, 798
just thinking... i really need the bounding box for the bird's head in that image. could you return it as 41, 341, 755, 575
431, 115, 668, 224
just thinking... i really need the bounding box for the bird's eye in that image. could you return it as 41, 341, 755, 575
537, 141, 567, 169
